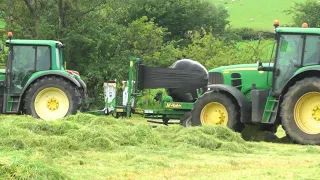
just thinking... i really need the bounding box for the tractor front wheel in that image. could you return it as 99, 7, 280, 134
281, 77, 320, 145
191, 91, 244, 132
23, 76, 80, 120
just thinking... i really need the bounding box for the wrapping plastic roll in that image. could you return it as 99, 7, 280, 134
138, 59, 208, 102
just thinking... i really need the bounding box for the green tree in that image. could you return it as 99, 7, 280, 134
119, 0, 229, 40
169, 28, 273, 70
285, 0, 320, 28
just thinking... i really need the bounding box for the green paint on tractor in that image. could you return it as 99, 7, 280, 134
0, 33, 89, 120
208, 63, 273, 100
275, 27, 320, 34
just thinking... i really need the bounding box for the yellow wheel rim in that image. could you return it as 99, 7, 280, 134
200, 102, 228, 126
294, 92, 320, 135
34, 87, 69, 120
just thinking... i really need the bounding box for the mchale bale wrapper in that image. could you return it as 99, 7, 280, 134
94, 20, 320, 145
95, 57, 208, 125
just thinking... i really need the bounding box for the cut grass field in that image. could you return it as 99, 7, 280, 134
0, 2, 319, 178
1, 113, 320, 179
213, 0, 307, 30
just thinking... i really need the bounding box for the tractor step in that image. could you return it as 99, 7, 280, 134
268, 99, 279, 102
4, 94, 20, 113
147, 119, 180, 125
5, 111, 18, 114
265, 110, 277, 113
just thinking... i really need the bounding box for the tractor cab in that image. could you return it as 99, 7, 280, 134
5, 39, 64, 93
252, 21, 320, 144
258, 21, 320, 95
0, 32, 88, 120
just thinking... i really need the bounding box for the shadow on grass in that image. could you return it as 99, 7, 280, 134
146, 120, 295, 144
241, 124, 294, 145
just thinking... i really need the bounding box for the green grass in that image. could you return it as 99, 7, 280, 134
0, 113, 320, 179
213, 0, 307, 30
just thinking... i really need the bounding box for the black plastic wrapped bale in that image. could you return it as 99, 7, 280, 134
166, 59, 208, 102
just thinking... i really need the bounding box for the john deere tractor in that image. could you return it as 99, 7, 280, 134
0, 32, 88, 120
189, 21, 320, 145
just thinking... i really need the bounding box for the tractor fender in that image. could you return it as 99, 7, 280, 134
74, 76, 87, 94
21, 72, 81, 96
207, 84, 252, 123
280, 68, 320, 96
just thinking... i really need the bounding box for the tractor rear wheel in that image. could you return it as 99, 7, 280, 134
281, 77, 320, 145
191, 91, 244, 132
23, 76, 81, 120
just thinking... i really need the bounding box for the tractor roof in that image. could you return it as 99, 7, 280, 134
276, 27, 320, 35
5, 39, 63, 46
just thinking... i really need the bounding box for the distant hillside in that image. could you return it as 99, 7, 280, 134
212, 0, 307, 30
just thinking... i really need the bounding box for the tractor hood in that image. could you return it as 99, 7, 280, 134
208, 63, 274, 73
207, 63, 274, 100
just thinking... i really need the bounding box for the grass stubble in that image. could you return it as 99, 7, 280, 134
0, 114, 319, 179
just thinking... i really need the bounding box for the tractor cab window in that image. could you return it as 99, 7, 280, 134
36, 46, 50, 70
10, 45, 51, 94
11, 46, 36, 93
273, 34, 303, 93
56, 48, 62, 69
303, 35, 320, 66
12, 46, 35, 71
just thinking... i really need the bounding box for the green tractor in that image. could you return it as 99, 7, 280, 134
0, 32, 88, 120
190, 21, 320, 145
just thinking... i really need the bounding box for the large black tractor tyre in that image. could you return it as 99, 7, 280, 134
23, 76, 81, 120
281, 77, 320, 145
191, 91, 245, 132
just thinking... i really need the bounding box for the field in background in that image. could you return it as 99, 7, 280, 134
213, 0, 306, 30
0, 113, 320, 179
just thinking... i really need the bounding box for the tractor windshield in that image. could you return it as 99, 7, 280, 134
273, 34, 303, 93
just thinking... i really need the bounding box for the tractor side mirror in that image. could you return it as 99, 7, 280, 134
257, 61, 263, 71
257, 61, 274, 72
257, 61, 262, 66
